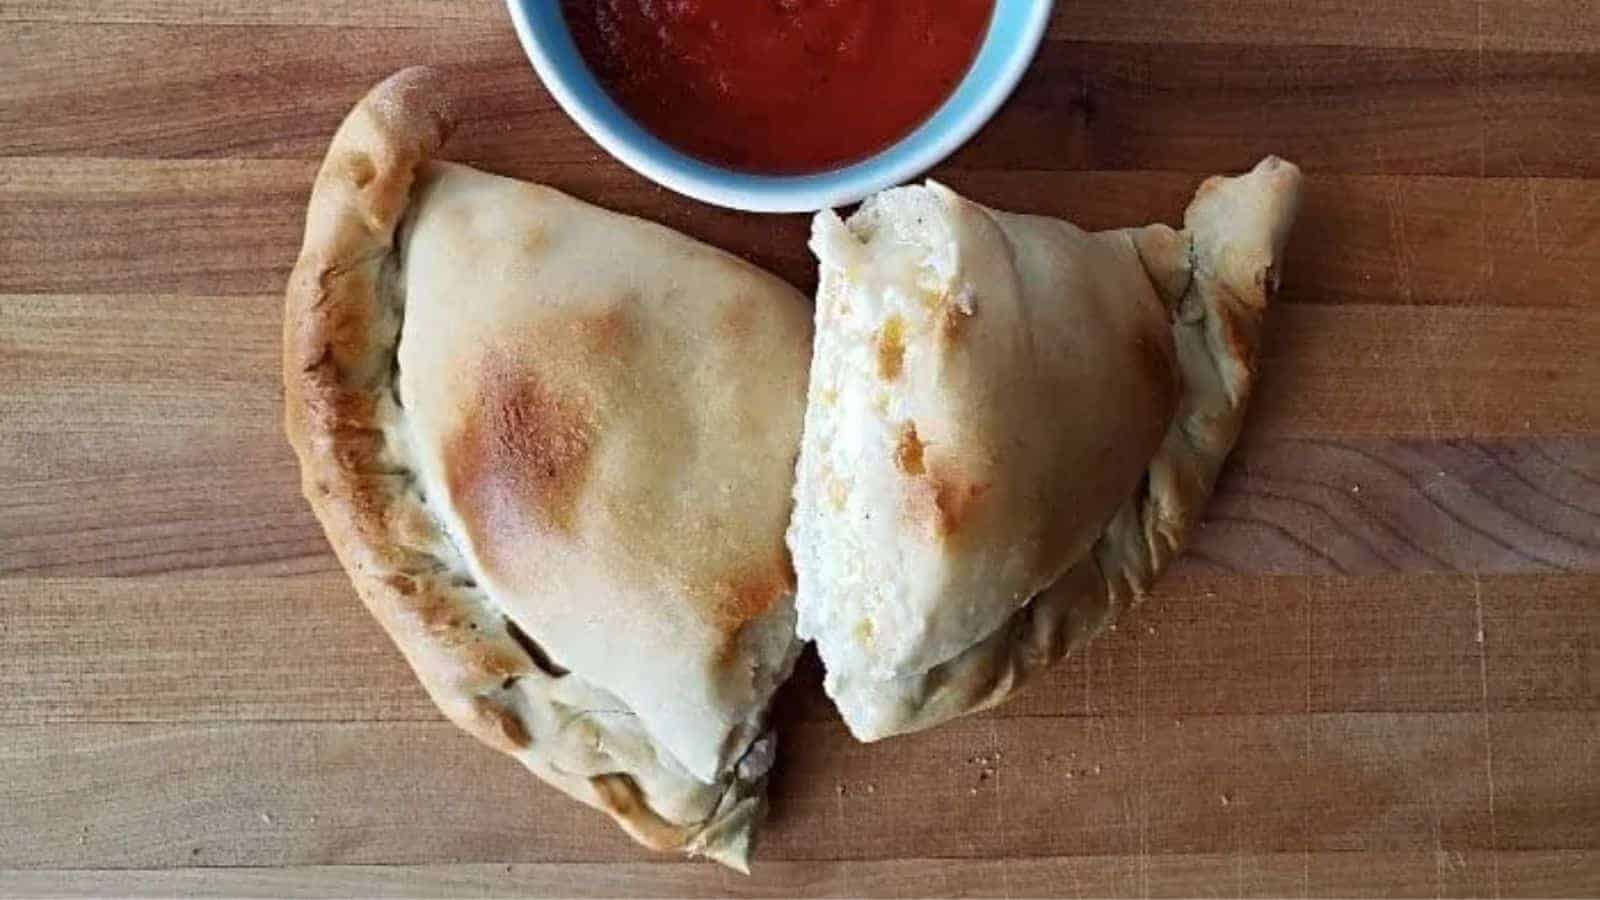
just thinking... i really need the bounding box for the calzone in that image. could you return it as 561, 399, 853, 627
788, 159, 1303, 740
283, 68, 812, 869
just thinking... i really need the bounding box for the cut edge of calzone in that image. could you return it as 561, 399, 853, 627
790, 158, 1303, 740
282, 67, 813, 870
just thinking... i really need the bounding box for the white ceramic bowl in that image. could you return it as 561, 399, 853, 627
505, 1, 1054, 213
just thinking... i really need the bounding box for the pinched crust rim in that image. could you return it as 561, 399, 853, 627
282, 67, 767, 869
836, 158, 1305, 738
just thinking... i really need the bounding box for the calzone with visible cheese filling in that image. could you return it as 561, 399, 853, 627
788, 159, 1302, 740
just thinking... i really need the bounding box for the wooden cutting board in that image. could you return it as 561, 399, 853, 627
2, 1, 1597, 896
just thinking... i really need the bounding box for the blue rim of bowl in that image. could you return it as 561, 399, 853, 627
504, 0, 1054, 213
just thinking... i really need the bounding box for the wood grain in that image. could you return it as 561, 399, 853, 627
8, 160, 1600, 305
1053, 0, 1600, 53
4, 852, 1598, 899
5, 289, 1596, 575
3, 288, 1593, 581
4, 711, 1577, 866
1, 429, 1595, 580
1, 852, 1593, 899
960, 172, 1600, 310
1, 712, 1591, 872
4, 0, 1595, 53
3, 25, 1598, 177
1, 0, 1597, 894
0, 0, 495, 28
3, 572, 1593, 726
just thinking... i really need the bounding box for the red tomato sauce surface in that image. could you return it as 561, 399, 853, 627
563, 0, 995, 174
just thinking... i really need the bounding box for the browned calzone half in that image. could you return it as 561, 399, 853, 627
789, 159, 1303, 740
283, 68, 812, 869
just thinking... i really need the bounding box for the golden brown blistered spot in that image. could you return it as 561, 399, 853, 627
708, 549, 795, 637
571, 306, 636, 358
875, 315, 906, 380
931, 473, 989, 537
446, 362, 597, 546
317, 268, 379, 349
901, 457, 990, 540
590, 773, 694, 853
381, 573, 418, 597
295, 345, 377, 425
465, 638, 528, 682
398, 585, 472, 634
893, 421, 926, 476
591, 773, 639, 815
470, 695, 530, 750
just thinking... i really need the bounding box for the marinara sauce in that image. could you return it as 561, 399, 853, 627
563, 0, 995, 174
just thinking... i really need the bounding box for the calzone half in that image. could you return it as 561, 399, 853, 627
283, 68, 812, 869
789, 159, 1303, 740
